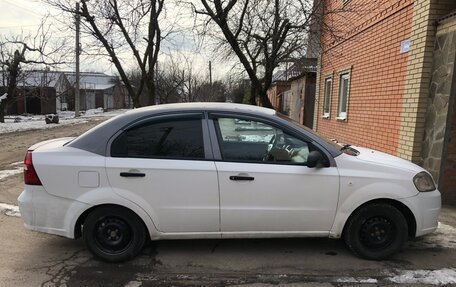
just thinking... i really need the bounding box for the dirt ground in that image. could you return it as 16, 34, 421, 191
0, 118, 107, 205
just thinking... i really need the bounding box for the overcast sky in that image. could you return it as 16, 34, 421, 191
0, 0, 232, 80
1, 0, 52, 38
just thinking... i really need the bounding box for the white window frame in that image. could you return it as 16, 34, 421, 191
337, 72, 350, 121
322, 76, 332, 118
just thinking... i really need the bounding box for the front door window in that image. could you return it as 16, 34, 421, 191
215, 117, 312, 165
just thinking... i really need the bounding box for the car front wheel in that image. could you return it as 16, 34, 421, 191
344, 203, 408, 260
83, 206, 147, 262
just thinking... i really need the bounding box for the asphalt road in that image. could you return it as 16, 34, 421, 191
0, 120, 455, 286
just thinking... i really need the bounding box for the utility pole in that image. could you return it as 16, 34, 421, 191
23, 73, 26, 113
155, 60, 160, 105
75, 2, 81, 117
209, 61, 212, 85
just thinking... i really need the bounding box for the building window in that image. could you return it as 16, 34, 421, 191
323, 77, 332, 118
337, 73, 350, 120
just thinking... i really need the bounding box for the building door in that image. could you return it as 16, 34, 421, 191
85, 91, 96, 110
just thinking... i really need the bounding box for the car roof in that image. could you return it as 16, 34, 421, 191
124, 102, 277, 116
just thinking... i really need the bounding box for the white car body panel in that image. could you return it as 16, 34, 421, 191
18, 185, 91, 238
26, 141, 161, 239
398, 190, 441, 236
329, 149, 437, 237
31, 145, 108, 200
106, 158, 220, 233
71, 186, 160, 239
18, 185, 161, 239
215, 162, 339, 232
354, 147, 424, 173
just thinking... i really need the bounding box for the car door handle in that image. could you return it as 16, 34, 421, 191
229, 175, 254, 181
120, 172, 146, 178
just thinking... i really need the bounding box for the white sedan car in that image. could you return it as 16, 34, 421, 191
18, 103, 441, 262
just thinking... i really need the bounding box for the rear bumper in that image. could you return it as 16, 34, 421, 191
399, 190, 441, 237
18, 185, 90, 239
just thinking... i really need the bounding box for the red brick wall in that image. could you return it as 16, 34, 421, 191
316, 0, 413, 155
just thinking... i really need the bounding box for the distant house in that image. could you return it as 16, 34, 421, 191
4, 70, 62, 115
64, 72, 131, 111
1, 71, 130, 115
267, 58, 317, 127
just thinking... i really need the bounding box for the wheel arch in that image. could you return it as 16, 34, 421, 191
74, 204, 153, 240
341, 199, 417, 239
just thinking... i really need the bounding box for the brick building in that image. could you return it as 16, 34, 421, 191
315, 0, 456, 203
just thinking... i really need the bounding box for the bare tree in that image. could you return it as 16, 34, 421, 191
155, 57, 188, 104
193, 81, 227, 102
186, 0, 325, 107
155, 53, 203, 103
133, 51, 227, 104
0, 16, 70, 123
48, 0, 165, 107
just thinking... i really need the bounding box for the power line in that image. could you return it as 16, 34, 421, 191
3, 0, 45, 17
0, 25, 42, 29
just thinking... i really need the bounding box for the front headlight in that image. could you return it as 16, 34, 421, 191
413, 171, 436, 192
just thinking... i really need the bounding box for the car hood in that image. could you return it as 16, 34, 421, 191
353, 146, 423, 173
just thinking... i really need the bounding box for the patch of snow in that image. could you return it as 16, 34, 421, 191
124, 281, 142, 287
0, 167, 23, 181
0, 116, 85, 134
0, 203, 20, 217
335, 277, 378, 284
407, 222, 456, 249
83, 107, 105, 116
60, 108, 128, 118
388, 268, 456, 285
0, 109, 127, 134
9, 161, 23, 167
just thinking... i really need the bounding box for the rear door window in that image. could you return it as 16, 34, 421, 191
111, 118, 205, 159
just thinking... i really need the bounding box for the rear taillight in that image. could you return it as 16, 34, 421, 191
24, 151, 42, 185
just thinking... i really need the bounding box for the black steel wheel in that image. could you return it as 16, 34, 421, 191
83, 206, 147, 262
344, 203, 408, 260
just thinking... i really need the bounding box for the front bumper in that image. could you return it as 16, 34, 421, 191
399, 189, 441, 237
18, 185, 90, 239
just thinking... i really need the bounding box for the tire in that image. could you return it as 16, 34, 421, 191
83, 206, 147, 262
344, 203, 408, 260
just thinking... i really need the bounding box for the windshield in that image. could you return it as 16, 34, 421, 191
277, 113, 341, 150
276, 113, 360, 156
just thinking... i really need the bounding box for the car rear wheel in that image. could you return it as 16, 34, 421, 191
344, 203, 408, 260
83, 206, 147, 262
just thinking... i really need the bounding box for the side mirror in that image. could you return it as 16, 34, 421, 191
307, 150, 325, 168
